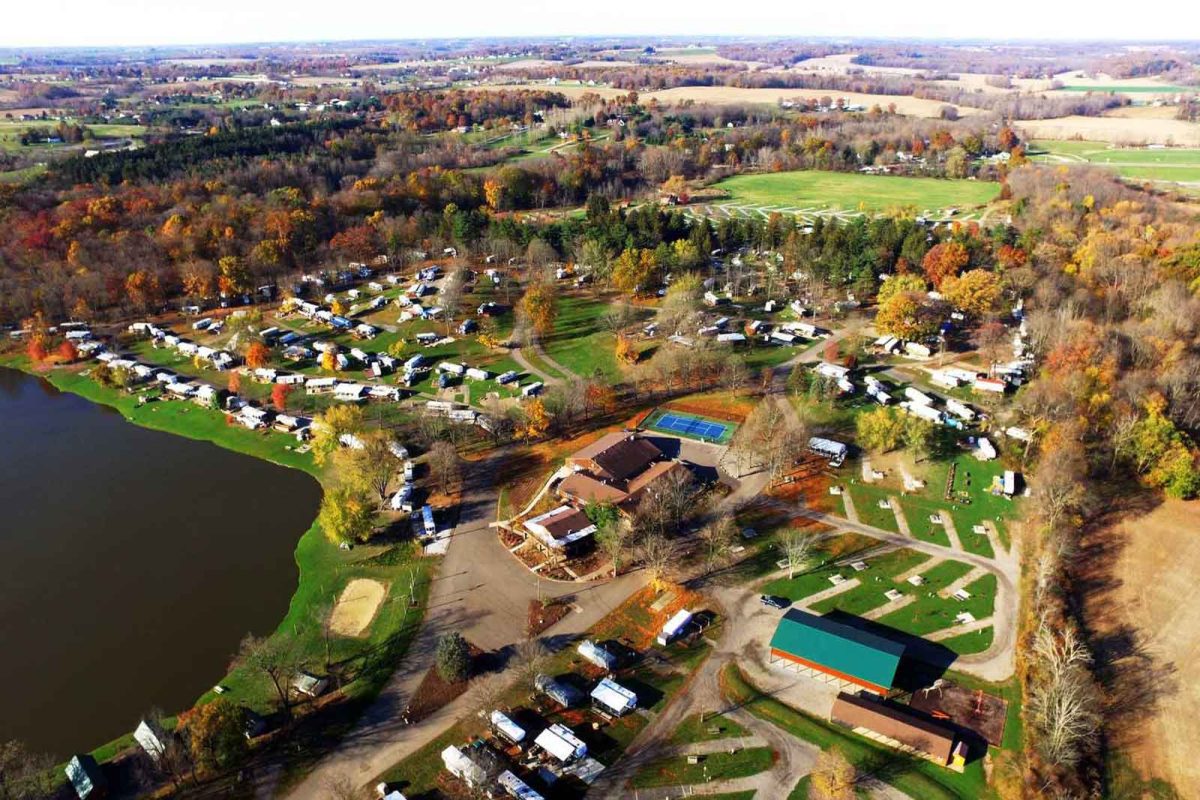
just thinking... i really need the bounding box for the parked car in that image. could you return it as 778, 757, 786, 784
760, 595, 790, 610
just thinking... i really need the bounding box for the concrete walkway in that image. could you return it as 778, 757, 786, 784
509, 346, 561, 386
938, 510, 964, 551
889, 496, 913, 538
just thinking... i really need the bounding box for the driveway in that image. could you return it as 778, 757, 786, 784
287, 451, 645, 799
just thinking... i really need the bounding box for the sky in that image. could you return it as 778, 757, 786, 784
3, 0, 1200, 48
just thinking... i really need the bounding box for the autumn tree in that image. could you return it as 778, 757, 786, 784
876, 272, 927, 304
56, 339, 79, 363
335, 430, 402, 505
217, 256, 252, 297
318, 486, 378, 546
808, 748, 857, 800
874, 292, 940, 341
941, 269, 1001, 318
657, 272, 703, 334
615, 335, 640, 365
183, 699, 247, 772
921, 241, 970, 289
781, 528, 818, 580
612, 247, 657, 294
311, 404, 365, 465
245, 341, 270, 370
271, 383, 293, 412
516, 398, 552, 440
0, 740, 56, 800
518, 282, 559, 339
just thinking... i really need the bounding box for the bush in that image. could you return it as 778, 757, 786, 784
435, 632, 471, 683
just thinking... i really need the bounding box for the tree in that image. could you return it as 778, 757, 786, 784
271, 383, 293, 413
234, 634, 302, 719
336, 430, 401, 505
876, 272, 927, 305
1028, 622, 1101, 769
510, 637, 550, 694
318, 486, 378, 546
428, 440, 460, 493
217, 255, 252, 297
921, 241, 970, 289
612, 247, 657, 294
808, 748, 857, 800
311, 404, 365, 465
183, 699, 247, 772
320, 350, 337, 372
245, 341, 270, 369
588, 501, 630, 575
638, 531, 678, 591
0, 740, 55, 800
874, 292, 939, 341
516, 398, 552, 440
227, 370, 241, 395
56, 339, 79, 363
699, 512, 737, 575
657, 272, 703, 334
518, 283, 559, 338
856, 406, 906, 453
781, 528, 818, 580
941, 269, 1001, 318
615, 335, 640, 365
435, 632, 471, 683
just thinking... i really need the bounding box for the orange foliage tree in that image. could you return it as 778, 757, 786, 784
271, 383, 293, 412
921, 241, 970, 289
245, 341, 270, 370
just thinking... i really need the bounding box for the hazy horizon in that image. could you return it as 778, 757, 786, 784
5, 0, 1200, 50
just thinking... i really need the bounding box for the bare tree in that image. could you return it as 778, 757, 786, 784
781, 528, 818, 580
322, 773, 368, 800
699, 512, 737, 575
234, 634, 303, 720
808, 747, 858, 800
428, 440, 461, 494
465, 673, 508, 720
639, 531, 679, 589
511, 638, 550, 695
1028, 622, 1102, 769
0, 740, 56, 800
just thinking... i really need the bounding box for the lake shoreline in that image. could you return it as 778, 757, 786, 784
0, 356, 432, 779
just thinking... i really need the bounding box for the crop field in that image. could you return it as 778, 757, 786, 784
1030, 139, 1200, 183
691, 170, 999, 223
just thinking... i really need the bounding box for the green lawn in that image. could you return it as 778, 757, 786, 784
876, 573, 997, 637
540, 295, 622, 381
844, 484, 901, 533
631, 746, 776, 788
720, 664, 990, 800
714, 171, 1000, 214
762, 541, 930, 604
670, 712, 751, 745
937, 626, 995, 656
1029, 139, 1200, 183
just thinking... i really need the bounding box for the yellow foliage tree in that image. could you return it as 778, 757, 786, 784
517, 398, 552, 440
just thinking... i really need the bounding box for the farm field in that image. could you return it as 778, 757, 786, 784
1016, 115, 1200, 147
1029, 139, 1200, 183
1100, 499, 1200, 799
710, 170, 1000, 215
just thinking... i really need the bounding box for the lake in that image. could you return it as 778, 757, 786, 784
0, 367, 322, 758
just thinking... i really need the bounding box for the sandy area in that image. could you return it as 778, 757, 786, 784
1016, 115, 1200, 147
329, 578, 387, 637
1108, 499, 1200, 796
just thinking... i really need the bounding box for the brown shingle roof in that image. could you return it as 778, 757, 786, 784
830, 693, 956, 765
559, 473, 628, 505
570, 432, 662, 482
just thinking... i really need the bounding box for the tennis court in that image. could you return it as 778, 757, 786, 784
645, 409, 736, 444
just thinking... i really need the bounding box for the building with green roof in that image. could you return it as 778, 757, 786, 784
768, 609, 905, 694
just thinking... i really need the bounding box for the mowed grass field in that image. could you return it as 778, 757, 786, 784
1029, 139, 1200, 182
714, 170, 1000, 213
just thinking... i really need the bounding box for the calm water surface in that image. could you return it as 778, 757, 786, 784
0, 367, 321, 757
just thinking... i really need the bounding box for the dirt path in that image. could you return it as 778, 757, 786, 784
530, 342, 578, 379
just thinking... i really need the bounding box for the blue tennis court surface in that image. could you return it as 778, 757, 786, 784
653, 412, 731, 440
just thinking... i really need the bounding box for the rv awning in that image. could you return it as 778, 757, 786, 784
591, 678, 637, 714
534, 724, 587, 762
490, 711, 526, 743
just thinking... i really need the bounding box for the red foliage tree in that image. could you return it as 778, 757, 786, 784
27, 338, 47, 363
227, 371, 242, 395
271, 383, 293, 413
57, 340, 79, 363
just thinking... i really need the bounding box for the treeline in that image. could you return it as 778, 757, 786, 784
1006, 165, 1200, 796
380, 89, 571, 133
50, 119, 365, 185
